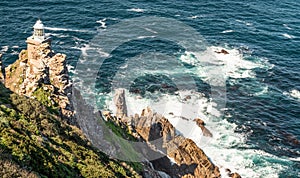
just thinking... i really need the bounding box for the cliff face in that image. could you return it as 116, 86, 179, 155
2, 44, 73, 122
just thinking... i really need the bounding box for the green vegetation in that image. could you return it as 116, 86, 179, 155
104, 120, 144, 173
32, 86, 59, 114
0, 83, 141, 178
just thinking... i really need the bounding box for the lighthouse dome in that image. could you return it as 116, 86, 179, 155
33, 19, 44, 29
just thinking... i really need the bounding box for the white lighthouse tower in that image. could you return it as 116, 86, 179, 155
26, 19, 51, 60
33, 19, 45, 41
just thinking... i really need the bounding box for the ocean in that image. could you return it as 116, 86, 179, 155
0, 0, 299, 177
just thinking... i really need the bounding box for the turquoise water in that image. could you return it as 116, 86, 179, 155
0, 1, 299, 177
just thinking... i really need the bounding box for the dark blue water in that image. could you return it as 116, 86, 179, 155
0, 1, 299, 177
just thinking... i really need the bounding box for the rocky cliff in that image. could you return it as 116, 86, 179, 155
130, 107, 220, 178
1, 44, 74, 123
103, 89, 224, 178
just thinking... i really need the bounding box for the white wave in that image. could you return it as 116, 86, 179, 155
290, 89, 300, 99
102, 88, 290, 178
96, 18, 107, 29
289, 157, 300, 162
12, 45, 19, 48
285, 89, 300, 100
190, 15, 198, 19
252, 85, 269, 96
144, 27, 158, 34
283, 24, 292, 30
180, 46, 268, 82
1, 45, 8, 53
137, 35, 156, 39
66, 64, 74, 71
221, 30, 234, 33
11, 50, 19, 55
105, 89, 217, 135
44, 26, 91, 33
282, 33, 294, 39
120, 63, 128, 69
200, 135, 289, 178
236, 19, 253, 26
127, 8, 145, 13
47, 32, 69, 38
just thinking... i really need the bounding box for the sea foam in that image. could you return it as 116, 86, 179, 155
127, 8, 145, 13
284, 89, 300, 100
282, 33, 294, 39
96, 18, 107, 29
45, 26, 91, 33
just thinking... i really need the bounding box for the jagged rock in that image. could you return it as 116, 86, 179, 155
215, 49, 229, 55
226, 169, 242, 178
3, 43, 74, 123
128, 107, 220, 178
110, 92, 221, 177
166, 137, 220, 178
194, 118, 213, 137
134, 108, 175, 147
230, 173, 242, 178
113, 89, 128, 118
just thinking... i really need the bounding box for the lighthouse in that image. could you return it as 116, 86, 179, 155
26, 19, 51, 60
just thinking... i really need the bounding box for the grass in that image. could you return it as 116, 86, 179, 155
0, 82, 140, 178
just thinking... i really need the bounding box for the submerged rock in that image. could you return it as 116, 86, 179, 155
215, 49, 229, 55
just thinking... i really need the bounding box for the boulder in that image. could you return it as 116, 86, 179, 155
230, 173, 242, 178
215, 49, 229, 55
194, 118, 213, 137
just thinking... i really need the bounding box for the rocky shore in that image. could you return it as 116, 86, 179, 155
0, 42, 241, 177
100, 89, 241, 178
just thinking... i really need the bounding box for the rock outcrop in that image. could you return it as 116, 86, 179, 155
2, 43, 74, 123
194, 118, 213, 137
132, 109, 220, 178
226, 169, 242, 178
114, 89, 128, 118
109, 89, 221, 178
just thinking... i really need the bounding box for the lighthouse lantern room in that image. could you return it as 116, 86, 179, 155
26, 19, 51, 60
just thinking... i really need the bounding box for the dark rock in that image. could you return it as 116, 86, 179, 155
215, 49, 229, 55
194, 118, 213, 137
230, 172, 242, 178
